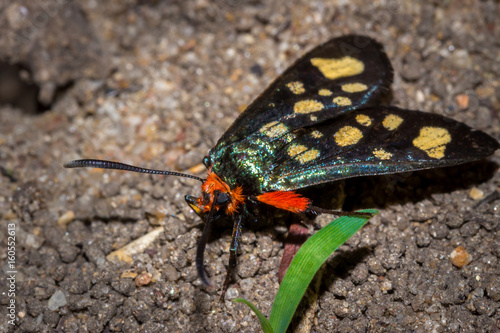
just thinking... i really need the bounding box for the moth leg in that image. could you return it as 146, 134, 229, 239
296, 212, 321, 229
220, 213, 243, 301
307, 206, 375, 218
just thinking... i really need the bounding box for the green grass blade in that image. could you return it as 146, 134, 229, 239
234, 298, 274, 333
269, 210, 377, 333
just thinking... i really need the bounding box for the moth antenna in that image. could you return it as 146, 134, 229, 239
64, 159, 205, 183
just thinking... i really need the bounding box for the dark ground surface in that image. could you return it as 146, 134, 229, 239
1, 1, 499, 332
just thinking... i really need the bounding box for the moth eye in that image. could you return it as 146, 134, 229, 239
203, 156, 211, 167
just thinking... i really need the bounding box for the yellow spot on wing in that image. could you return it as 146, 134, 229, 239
288, 144, 307, 157
260, 121, 288, 137
413, 127, 451, 159
310, 130, 323, 138
296, 149, 320, 164
356, 114, 372, 126
310, 57, 364, 80
373, 148, 393, 160
318, 89, 332, 96
334, 126, 363, 147
294, 99, 324, 114
333, 96, 352, 106
382, 114, 404, 131
310, 115, 318, 121
286, 81, 305, 94
342, 83, 368, 93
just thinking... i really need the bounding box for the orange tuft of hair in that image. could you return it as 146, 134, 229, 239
256, 191, 310, 214
198, 170, 245, 215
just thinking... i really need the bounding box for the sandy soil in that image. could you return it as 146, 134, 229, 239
0, 1, 499, 332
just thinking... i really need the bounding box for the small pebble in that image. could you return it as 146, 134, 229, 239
450, 246, 472, 268
469, 187, 484, 200
188, 163, 206, 174
135, 272, 152, 287
48, 290, 67, 311
456, 94, 469, 109
120, 271, 138, 279
225, 287, 239, 300
107, 227, 164, 263
57, 210, 75, 227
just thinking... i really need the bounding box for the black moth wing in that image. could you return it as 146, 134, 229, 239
215, 35, 393, 147
264, 106, 500, 192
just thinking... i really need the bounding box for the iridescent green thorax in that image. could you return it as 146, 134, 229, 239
208, 132, 295, 194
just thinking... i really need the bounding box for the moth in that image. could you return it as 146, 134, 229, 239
65, 35, 499, 299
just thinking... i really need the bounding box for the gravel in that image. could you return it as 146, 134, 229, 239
0, 1, 499, 332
